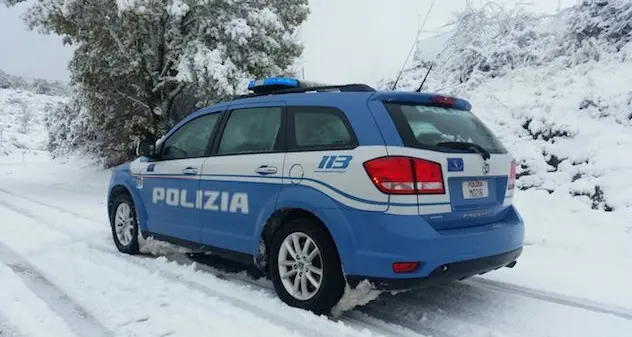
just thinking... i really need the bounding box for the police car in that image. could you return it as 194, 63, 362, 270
107, 77, 524, 314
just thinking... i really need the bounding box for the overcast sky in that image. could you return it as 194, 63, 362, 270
0, 0, 577, 86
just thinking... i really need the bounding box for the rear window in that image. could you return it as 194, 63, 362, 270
288, 106, 357, 151
384, 103, 507, 154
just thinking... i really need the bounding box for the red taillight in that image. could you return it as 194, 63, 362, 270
363, 156, 445, 195
393, 261, 420, 273
508, 160, 516, 191
414, 159, 445, 194
431, 95, 455, 108
363, 156, 415, 194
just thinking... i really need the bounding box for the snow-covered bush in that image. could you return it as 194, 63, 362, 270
0, 70, 68, 96
44, 96, 95, 159
567, 0, 632, 52
440, 4, 554, 87
385, 0, 632, 211
0, 88, 67, 156
17, 102, 32, 134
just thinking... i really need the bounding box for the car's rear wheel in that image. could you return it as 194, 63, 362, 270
109, 193, 140, 254
269, 217, 344, 314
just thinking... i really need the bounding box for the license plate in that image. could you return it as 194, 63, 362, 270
462, 180, 489, 199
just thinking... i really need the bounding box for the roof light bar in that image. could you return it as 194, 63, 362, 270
242, 77, 376, 97
247, 77, 300, 92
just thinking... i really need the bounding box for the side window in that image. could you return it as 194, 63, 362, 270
161, 113, 221, 160
290, 106, 356, 150
217, 107, 283, 155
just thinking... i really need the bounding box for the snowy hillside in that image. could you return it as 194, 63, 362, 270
0, 88, 66, 157
1, 2, 631, 337
387, 0, 632, 212
0, 69, 68, 96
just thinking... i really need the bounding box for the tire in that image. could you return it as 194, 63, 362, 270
109, 193, 140, 255
269, 217, 345, 314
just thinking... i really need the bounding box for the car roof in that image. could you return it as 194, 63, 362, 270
195, 90, 471, 114
169, 86, 473, 139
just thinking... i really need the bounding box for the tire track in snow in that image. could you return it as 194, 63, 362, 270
343, 311, 447, 337
0, 193, 403, 337
5, 187, 632, 330
366, 287, 514, 337
467, 277, 632, 321
0, 188, 103, 223
158, 253, 430, 337
150, 253, 433, 337
89, 244, 422, 337
0, 242, 114, 337
0, 198, 99, 244
366, 283, 551, 337
0, 313, 23, 337
8, 188, 632, 320
0, 188, 428, 337
0, 201, 323, 337
40, 244, 314, 337
354, 304, 459, 337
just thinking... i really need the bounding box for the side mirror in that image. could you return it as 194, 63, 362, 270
136, 140, 156, 158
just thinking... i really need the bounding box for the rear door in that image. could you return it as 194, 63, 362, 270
198, 102, 286, 254
282, 105, 388, 213
383, 102, 515, 230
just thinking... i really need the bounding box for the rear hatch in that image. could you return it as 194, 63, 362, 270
381, 97, 516, 230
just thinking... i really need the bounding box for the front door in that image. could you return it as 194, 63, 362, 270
199, 103, 286, 254
142, 112, 223, 242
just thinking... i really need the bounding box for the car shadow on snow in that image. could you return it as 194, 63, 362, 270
360, 281, 504, 326
185, 251, 501, 327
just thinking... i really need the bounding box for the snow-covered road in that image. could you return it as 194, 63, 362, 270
1, 154, 631, 337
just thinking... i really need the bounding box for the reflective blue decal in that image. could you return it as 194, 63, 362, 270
152, 187, 249, 214
147, 164, 155, 172
316, 155, 353, 172
447, 158, 464, 172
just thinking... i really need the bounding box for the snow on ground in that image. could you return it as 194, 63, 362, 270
0, 84, 631, 335
1, 153, 631, 337
2, 4, 632, 331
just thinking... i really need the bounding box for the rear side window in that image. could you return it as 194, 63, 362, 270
289, 106, 357, 151
385, 103, 507, 154
217, 107, 283, 155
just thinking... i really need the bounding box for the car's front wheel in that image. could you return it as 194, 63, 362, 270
109, 193, 140, 254
269, 217, 345, 314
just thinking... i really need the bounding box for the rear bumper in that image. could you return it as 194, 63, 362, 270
346, 247, 522, 290
329, 205, 524, 282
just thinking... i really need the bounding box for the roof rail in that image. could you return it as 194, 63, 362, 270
235, 83, 376, 99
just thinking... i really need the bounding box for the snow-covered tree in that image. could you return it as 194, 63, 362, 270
7, 0, 308, 166
1, 0, 22, 6
389, 0, 632, 94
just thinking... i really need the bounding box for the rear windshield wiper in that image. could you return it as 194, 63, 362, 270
436, 141, 491, 160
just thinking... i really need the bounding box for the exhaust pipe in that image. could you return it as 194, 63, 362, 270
505, 261, 517, 268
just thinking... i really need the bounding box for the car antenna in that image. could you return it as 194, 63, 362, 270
415, 62, 433, 92
391, 0, 436, 91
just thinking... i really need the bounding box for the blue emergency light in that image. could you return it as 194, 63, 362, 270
247, 77, 300, 93
244, 77, 376, 96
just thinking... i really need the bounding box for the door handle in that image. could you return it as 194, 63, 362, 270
255, 165, 277, 175
182, 167, 199, 175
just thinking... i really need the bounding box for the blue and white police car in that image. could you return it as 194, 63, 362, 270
107, 78, 524, 314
